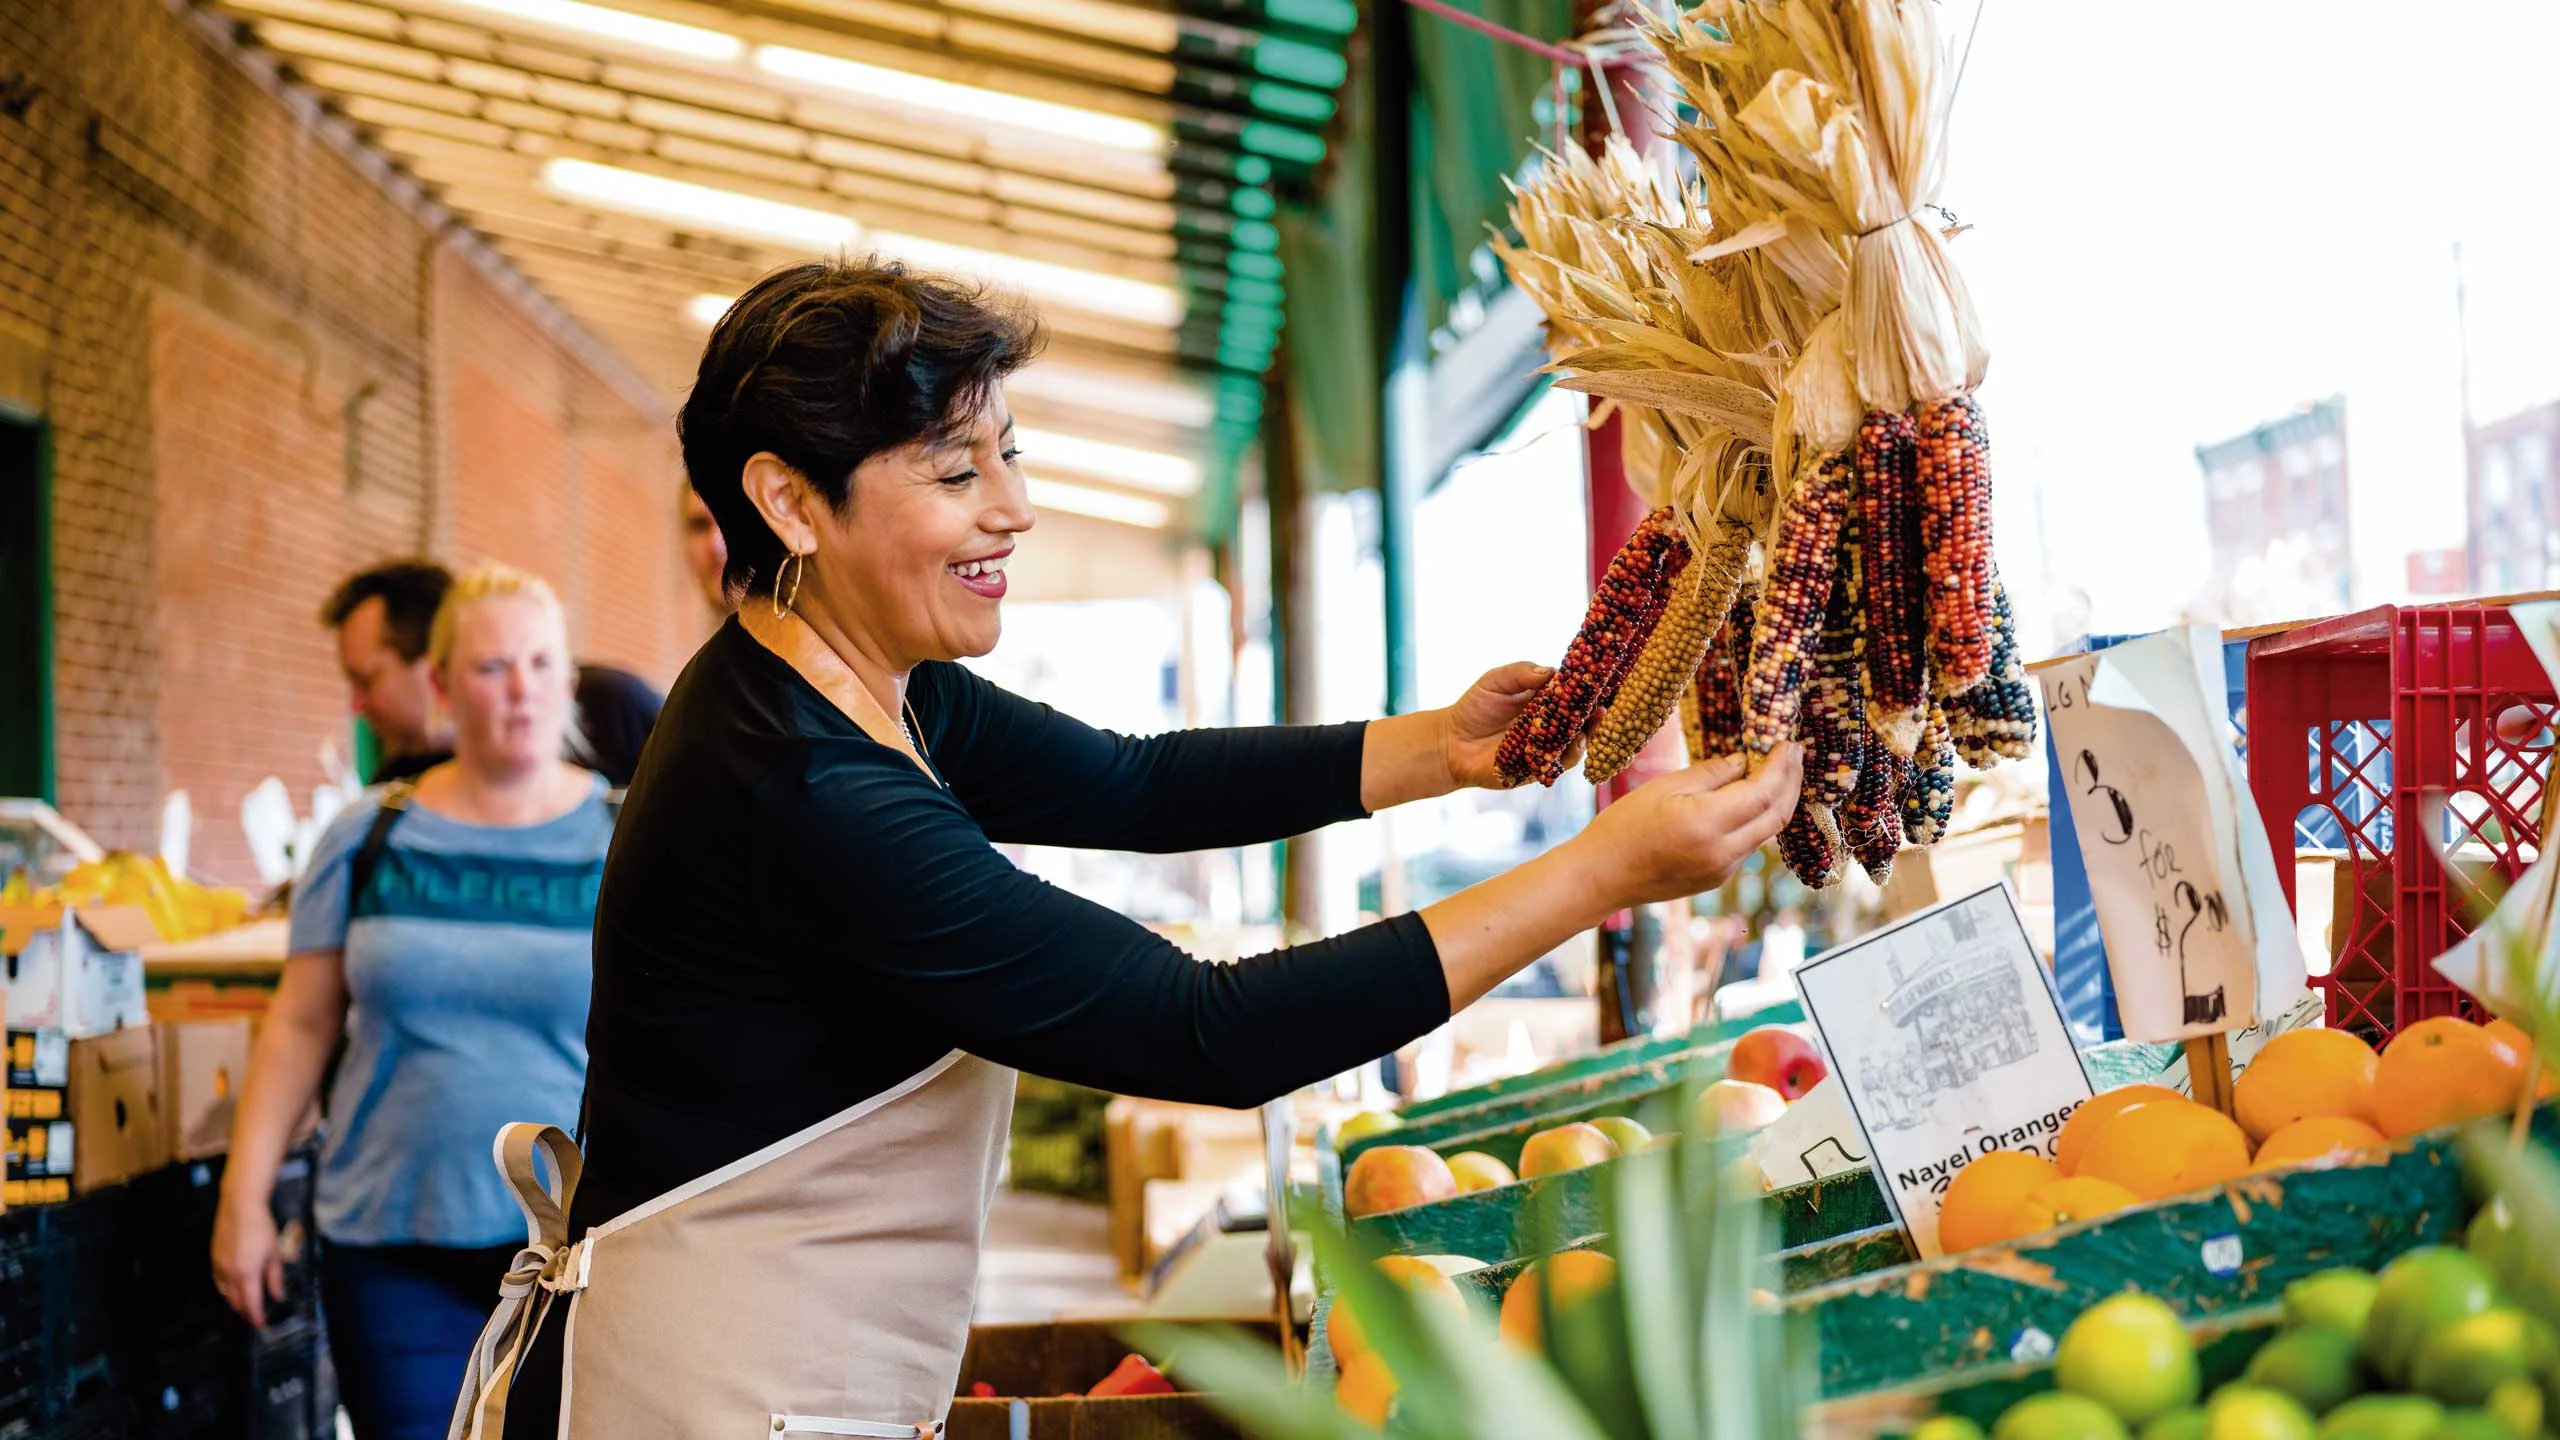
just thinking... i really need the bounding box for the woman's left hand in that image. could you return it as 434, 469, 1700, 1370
1440, 661, 1555, 790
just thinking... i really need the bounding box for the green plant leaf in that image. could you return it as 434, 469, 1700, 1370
1613, 1145, 1703, 1440
1134, 1324, 1382, 1440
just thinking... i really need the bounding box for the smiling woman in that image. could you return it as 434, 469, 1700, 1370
464, 258, 1805, 1440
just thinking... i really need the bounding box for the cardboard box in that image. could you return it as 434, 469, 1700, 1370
67, 1025, 165, 1192
159, 1019, 250, 1161
0, 905, 154, 1039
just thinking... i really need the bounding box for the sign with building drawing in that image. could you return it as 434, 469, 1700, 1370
1793, 883, 2095, 1259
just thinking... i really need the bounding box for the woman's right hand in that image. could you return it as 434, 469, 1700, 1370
212, 1188, 285, 1327
1582, 744, 1804, 907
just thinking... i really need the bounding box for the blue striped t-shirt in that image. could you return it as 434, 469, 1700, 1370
289, 780, 611, 1247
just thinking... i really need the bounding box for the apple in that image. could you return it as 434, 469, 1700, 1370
1590, 1116, 1652, 1153
1728, 1026, 1829, 1101
1446, 1152, 1517, 1192
1517, 1121, 1618, 1179
1338, 1109, 1403, 1145
1343, 1146, 1460, 1217
1693, 1079, 1788, 1135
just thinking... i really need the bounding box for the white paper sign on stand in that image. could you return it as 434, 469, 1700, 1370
2433, 601, 2560, 1016
1748, 1075, 1867, 1190
1791, 884, 2095, 1259
2038, 623, 2308, 1044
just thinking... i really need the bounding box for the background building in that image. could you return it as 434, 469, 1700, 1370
2467, 399, 2560, 593
2193, 398, 2353, 624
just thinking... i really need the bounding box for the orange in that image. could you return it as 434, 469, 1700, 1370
1935, 1150, 2062, 1253
2233, 1028, 2379, 1144
2076, 1098, 2253, 1201
2371, 1017, 2527, 1139
2056, 1085, 2187, 1176
2000, 1176, 2142, 1240
1325, 1255, 1467, 1374
2250, 1115, 2387, 1172
2483, 1019, 2559, 1099
1497, 1250, 1618, 1352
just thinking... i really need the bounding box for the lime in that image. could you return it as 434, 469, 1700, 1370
1915, 1416, 1990, 1440
1996, 1392, 2134, 1440
2364, 1248, 2498, 1385
2316, 1394, 2443, 1440
2286, 1270, 2383, 1341
2424, 1410, 2515, 1440
2412, 1310, 2557, 1407
2206, 1387, 2316, 1440
2485, 1378, 2542, 1440
1591, 1116, 1653, 1153
2246, 1326, 2367, 1414
2057, 1294, 2201, 1426
2142, 1409, 2210, 1440
2468, 1198, 2560, 1318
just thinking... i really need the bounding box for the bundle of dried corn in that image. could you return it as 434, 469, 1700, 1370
1487, 4, 2037, 891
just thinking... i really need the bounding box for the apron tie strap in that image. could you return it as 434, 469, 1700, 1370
449, 1124, 587, 1440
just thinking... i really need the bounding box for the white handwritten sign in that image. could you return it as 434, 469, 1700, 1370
1792, 884, 2095, 1260
2040, 624, 2307, 1044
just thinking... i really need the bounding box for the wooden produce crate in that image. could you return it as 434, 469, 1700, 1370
1385, 1001, 1805, 1129
1809, 1305, 2284, 1437
946, 1317, 1287, 1440
1785, 1111, 2519, 1400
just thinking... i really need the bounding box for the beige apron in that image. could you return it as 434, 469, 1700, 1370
450, 608, 1018, 1440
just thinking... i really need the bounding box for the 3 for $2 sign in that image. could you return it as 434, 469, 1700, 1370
2040, 625, 2299, 1043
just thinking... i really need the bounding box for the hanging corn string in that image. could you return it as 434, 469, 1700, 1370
1485, 1, 2037, 889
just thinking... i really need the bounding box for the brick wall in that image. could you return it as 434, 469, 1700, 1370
0, 0, 704, 883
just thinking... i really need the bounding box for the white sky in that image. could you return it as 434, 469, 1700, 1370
1942, 0, 2560, 650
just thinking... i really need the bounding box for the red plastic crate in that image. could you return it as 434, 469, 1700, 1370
2245, 601, 2556, 1040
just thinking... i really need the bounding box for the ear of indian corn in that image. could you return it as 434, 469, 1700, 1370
1496, 509, 1692, 785
1901, 703, 1959, 845
1857, 409, 1928, 756
1916, 395, 1995, 698
1586, 518, 1752, 783
1800, 506, 1869, 808
1693, 580, 1758, 760
1742, 453, 1856, 760
1948, 575, 2039, 768
1775, 799, 1842, 889
1839, 735, 1904, 882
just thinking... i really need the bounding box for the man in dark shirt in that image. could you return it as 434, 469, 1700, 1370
322, 560, 665, 786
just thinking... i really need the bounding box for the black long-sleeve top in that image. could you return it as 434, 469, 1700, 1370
567, 618, 1452, 1232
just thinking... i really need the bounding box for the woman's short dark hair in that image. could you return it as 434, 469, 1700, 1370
678, 258, 1045, 596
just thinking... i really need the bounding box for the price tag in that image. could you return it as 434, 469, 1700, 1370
2040, 624, 2306, 1044
1792, 884, 2096, 1260
2010, 1328, 2056, 1363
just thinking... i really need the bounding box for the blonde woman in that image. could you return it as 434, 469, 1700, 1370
216, 563, 614, 1440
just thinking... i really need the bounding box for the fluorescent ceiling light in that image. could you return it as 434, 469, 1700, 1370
1003, 365, 1217, 429
1016, 428, 1199, 496
1027, 477, 1172, 529
754, 45, 1164, 156
443, 0, 742, 59
687, 293, 733, 328
542, 159, 858, 250
873, 230, 1182, 328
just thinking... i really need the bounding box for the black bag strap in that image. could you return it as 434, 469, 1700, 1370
346, 781, 416, 913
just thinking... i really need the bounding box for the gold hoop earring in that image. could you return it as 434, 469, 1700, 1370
771, 551, 806, 619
